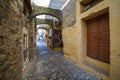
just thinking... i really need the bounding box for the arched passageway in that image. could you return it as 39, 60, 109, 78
2, 0, 120, 80
34, 12, 63, 50
30, 5, 62, 23
36, 19, 54, 27
22, 2, 98, 78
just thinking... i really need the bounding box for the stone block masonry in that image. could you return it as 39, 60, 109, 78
62, 0, 77, 29
62, 0, 78, 63
0, 0, 26, 80
62, 0, 120, 80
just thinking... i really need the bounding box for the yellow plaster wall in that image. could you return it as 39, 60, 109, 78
109, 0, 120, 80
62, 25, 78, 63
78, 0, 120, 80
62, 0, 120, 80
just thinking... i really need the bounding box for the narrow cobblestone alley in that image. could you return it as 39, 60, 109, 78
1, 0, 120, 80
23, 41, 99, 80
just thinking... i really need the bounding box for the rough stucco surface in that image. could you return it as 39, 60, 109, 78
109, 0, 120, 80
78, 0, 120, 80
62, 25, 78, 63
0, 0, 24, 79
62, 0, 77, 29
62, 0, 120, 80
62, 0, 77, 63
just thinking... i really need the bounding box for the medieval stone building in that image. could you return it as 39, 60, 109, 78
0, 0, 120, 80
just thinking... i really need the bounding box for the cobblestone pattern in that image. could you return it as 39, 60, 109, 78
23, 43, 99, 80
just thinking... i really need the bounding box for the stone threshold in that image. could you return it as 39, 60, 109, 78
82, 61, 109, 76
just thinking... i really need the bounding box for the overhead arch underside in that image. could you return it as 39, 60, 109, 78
30, 5, 62, 22
36, 19, 54, 27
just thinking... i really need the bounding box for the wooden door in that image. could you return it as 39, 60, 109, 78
98, 14, 110, 63
87, 18, 98, 59
87, 13, 110, 63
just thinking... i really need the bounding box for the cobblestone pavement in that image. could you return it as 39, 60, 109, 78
23, 41, 99, 80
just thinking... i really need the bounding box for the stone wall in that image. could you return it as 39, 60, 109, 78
62, 25, 78, 63
31, 5, 62, 22
0, 0, 33, 80
36, 19, 54, 27
62, 0, 120, 80
62, 0, 78, 63
62, 0, 77, 29
63, 0, 120, 80
28, 19, 36, 62
77, 0, 120, 80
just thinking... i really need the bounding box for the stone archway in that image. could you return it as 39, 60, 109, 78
36, 19, 54, 27
30, 5, 62, 22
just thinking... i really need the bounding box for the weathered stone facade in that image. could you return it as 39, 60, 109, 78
62, 0, 120, 80
31, 5, 62, 22
0, 0, 35, 80
62, 0, 77, 29
0, 0, 24, 79
0, 0, 120, 80
62, 25, 78, 63
28, 19, 36, 62
36, 19, 54, 27
62, 0, 77, 62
